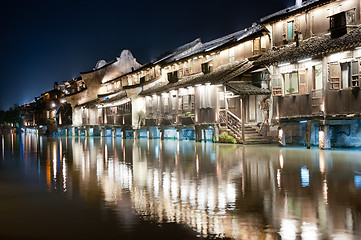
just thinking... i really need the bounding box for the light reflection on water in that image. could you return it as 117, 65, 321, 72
1, 133, 361, 239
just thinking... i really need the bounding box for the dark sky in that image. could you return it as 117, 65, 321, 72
0, 0, 295, 110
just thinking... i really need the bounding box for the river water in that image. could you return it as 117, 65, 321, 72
0, 133, 361, 240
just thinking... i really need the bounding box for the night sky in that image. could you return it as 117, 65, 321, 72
0, 0, 295, 110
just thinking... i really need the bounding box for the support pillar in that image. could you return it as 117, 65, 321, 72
214, 125, 220, 142
65, 128, 68, 136
241, 98, 245, 142
72, 127, 75, 137
112, 128, 116, 138
319, 123, 330, 150
278, 125, 286, 147
100, 127, 104, 137
195, 126, 202, 142
160, 128, 164, 140
305, 120, 312, 149
84, 127, 88, 137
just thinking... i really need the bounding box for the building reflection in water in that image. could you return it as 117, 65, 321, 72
21, 135, 361, 240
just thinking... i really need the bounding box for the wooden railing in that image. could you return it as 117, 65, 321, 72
219, 109, 243, 140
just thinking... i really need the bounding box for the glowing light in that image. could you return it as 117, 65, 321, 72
279, 149, 284, 168
323, 179, 328, 204
51, 103, 56, 108
278, 62, 290, 67
301, 166, 310, 187
280, 219, 297, 240
301, 222, 318, 240
319, 151, 325, 174
298, 58, 312, 63
355, 173, 361, 189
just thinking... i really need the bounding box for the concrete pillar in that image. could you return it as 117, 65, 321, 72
65, 128, 68, 136
278, 125, 286, 147
319, 124, 331, 150
177, 130, 180, 141
305, 120, 312, 149
100, 127, 103, 137
72, 127, 75, 137
134, 129, 138, 139
77, 128, 81, 137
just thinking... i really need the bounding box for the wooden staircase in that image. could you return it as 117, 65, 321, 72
219, 109, 269, 144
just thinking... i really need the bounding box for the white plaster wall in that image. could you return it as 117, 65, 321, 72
73, 108, 82, 126
89, 108, 97, 125
132, 96, 146, 129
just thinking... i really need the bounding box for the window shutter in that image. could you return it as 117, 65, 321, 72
351, 60, 360, 87
329, 63, 341, 89
298, 70, 307, 85
167, 72, 173, 82
271, 74, 282, 96
282, 22, 287, 40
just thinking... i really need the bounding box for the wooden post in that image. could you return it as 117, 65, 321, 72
305, 120, 312, 149
195, 126, 202, 142
112, 128, 116, 138
241, 97, 245, 142
224, 86, 228, 129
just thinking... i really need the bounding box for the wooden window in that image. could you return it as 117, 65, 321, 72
201, 62, 210, 74
351, 60, 360, 87
284, 72, 298, 94
189, 95, 195, 110
329, 63, 341, 89
341, 62, 351, 89
330, 9, 356, 38
167, 71, 179, 83
313, 64, 323, 90
298, 69, 308, 94
271, 74, 282, 96
253, 38, 261, 55
182, 95, 189, 111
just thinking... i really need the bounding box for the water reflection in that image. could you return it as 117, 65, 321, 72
3, 134, 361, 239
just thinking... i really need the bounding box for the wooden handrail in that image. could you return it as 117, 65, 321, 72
219, 109, 243, 141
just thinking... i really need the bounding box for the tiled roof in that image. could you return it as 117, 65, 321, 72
226, 81, 270, 96
260, 0, 332, 23
140, 59, 253, 95
256, 26, 361, 65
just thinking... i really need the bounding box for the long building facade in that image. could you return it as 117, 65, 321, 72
20, 0, 361, 148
